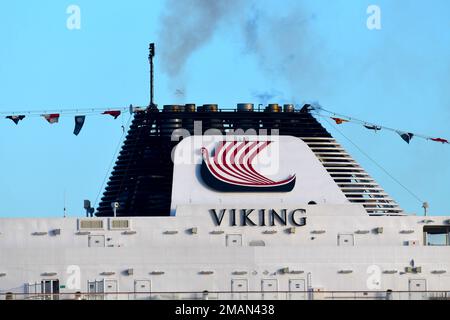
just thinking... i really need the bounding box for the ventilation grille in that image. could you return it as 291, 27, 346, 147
302, 137, 404, 216
110, 219, 130, 230
79, 219, 104, 230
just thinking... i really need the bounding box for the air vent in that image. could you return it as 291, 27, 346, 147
290, 270, 304, 275
383, 270, 398, 274
405, 266, 422, 273
164, 230, 178, 235
249, 240, 265, 247
76, 231, 91, 236
32, 232, 48, 236
338, 270, 353, 274
109, 219, 130, 230
232, 271, 248, 275
78, 219, 104, 230
199, 271, 214, 275
41, 272, 57, 277
431, 270, 446, 274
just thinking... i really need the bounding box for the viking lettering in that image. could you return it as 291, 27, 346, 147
241, 209, 257, 226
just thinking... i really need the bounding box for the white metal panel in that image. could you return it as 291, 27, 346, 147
88, 235, 105, 248
226, 234, 242, 247
134, 280, 151, 300
231, 279, 248, 300
261, 279, 278, 300
289, 279, 306, 300
1, 213, 450, 296
104, 279, 118, 300
338, 234, 354, 246
409, 279, 427, 300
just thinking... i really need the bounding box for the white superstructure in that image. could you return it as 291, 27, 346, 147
1, 135, 449, 300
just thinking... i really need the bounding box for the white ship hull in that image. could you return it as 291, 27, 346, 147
1, 136, 449, 300
1, 206, 449, 300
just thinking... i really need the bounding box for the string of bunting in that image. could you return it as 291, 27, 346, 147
310, 104, 449, 145
1, 105, 147, 136
2, 103, 448, 145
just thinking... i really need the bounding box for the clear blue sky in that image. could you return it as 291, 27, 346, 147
0, 0, 449, 217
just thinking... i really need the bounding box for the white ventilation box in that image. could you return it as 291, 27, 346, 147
109, 218, 131, 231
78, 219, 104, 231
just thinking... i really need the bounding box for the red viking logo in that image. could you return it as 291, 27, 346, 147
200, 140, 296, 192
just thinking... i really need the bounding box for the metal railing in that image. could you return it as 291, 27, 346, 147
1, 290, 449, 301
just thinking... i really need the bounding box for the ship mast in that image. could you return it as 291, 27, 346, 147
148, 43, 156, 110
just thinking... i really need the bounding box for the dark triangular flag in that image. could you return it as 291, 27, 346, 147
331, 117, 348, 125
431, 137, 449, 144
398, 131, 414, 144
364, 124, 382, 132
73, 115, 85, 136
102, 110, 121, 119
6, 115, 25, 125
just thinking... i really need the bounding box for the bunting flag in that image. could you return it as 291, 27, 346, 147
5, 115, 25, 125
73, 116, 86, 136
102, 110, 121, 119
42, 113, 60, 124
398, 132, 414, 144
364, 124, 382, 132
313, 104, 449, 147
0, 104, 448, 148
331, 117, 349, 125
431, 138, 449, 144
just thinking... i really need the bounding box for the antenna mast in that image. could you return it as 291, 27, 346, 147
422, 202, 429, 216
63, 189, 67, 218
148, 43, 156, 109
